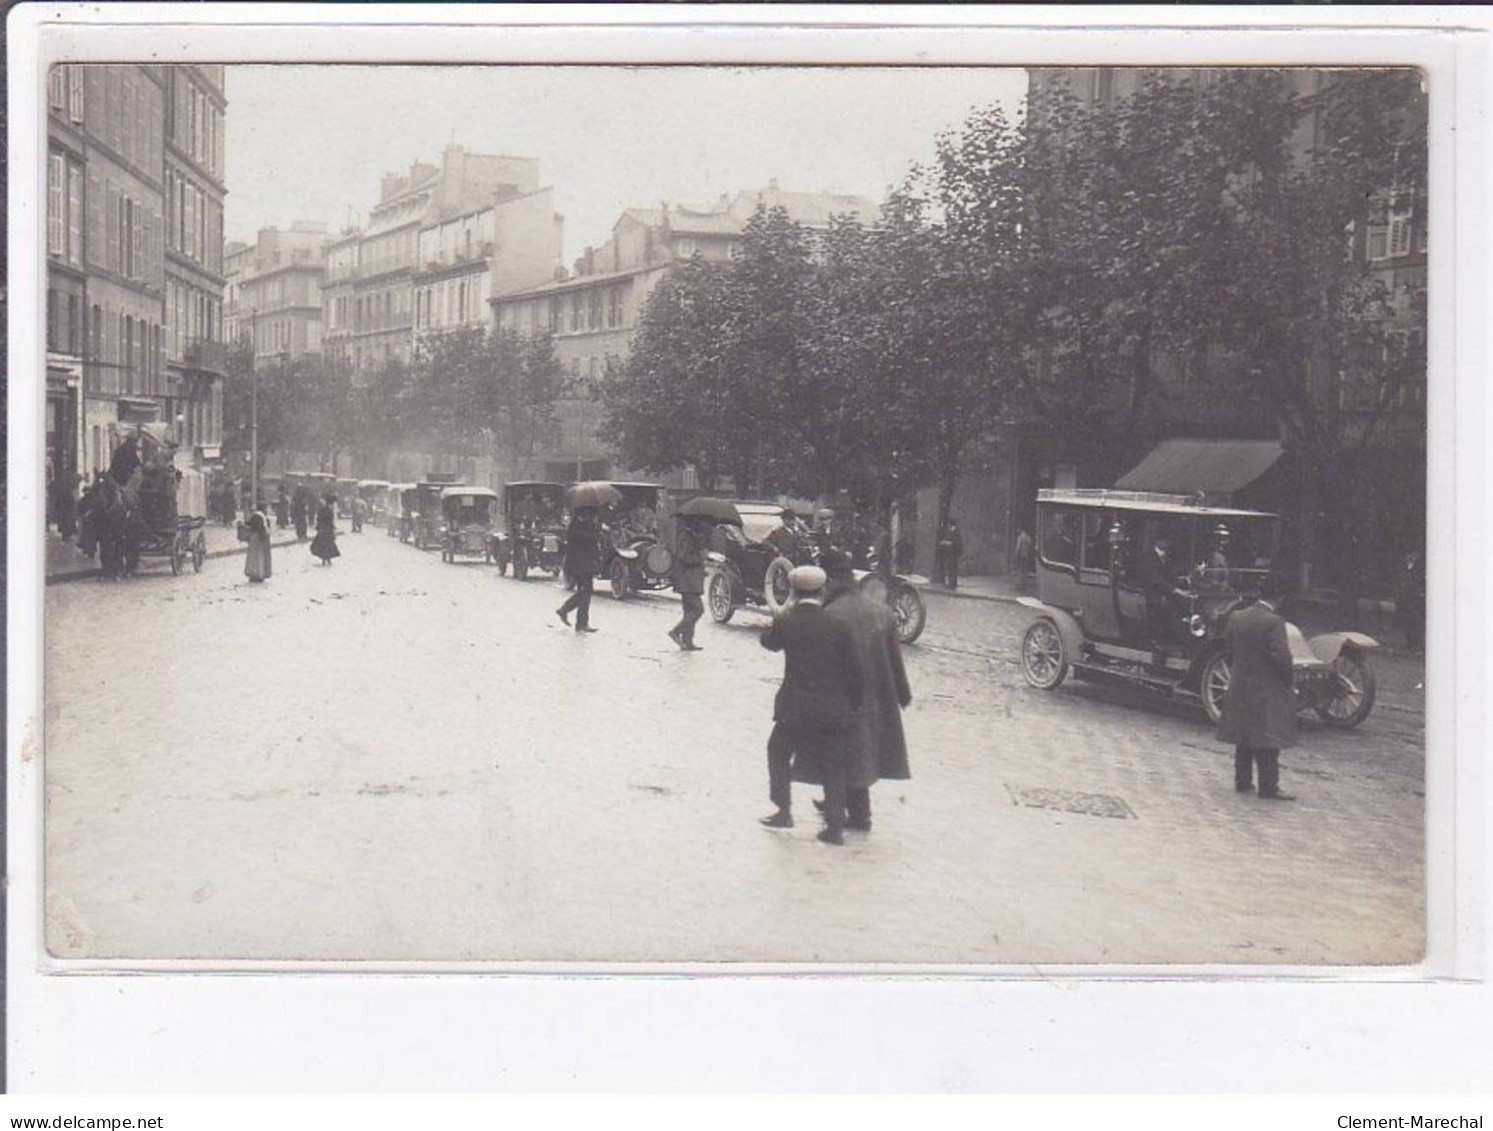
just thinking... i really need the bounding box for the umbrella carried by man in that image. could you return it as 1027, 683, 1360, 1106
668, 498, 742, 651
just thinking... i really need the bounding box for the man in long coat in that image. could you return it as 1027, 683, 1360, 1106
759, 565, 865, 845
822, 552, 912, 832
1217, 574, 1298, 801
668, 516, 706, 651
556, 508, 599, 632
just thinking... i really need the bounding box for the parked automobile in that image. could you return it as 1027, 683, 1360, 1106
391, 484, 417, 541
439, 487, 499, 564
410, 477, 464, 550
334, 478, 360, 518
705, 502, 928, 644
493, 481, 568, 579
595, 482, 674, 599
358, 480, 393, 527
1017, 487, 1378, 727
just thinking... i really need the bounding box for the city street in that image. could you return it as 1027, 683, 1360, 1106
44, 530, 1425, 966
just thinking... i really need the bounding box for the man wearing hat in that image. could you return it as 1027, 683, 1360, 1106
1217, 572, 1299, 801
759, 564, 865, 845
821, 550, 912, 833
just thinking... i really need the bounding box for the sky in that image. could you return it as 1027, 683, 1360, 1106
223, 65, 1027, 258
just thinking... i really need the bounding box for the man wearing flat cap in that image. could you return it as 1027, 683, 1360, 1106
759, 564, 865, 845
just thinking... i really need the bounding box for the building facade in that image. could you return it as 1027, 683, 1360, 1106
333, 146, 545, 380
223, 221, 330, 361
163, 65, 229, 467
43, 64, 228, 484
490, 185, 877, 483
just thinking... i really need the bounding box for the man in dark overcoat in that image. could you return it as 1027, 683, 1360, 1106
1138, 535, 1188, 665
1217, 574, 1299, 801
822, 552, 912, 832
556, 507, 599, 633
759, 565, 865, 846
668, 516, 706, 651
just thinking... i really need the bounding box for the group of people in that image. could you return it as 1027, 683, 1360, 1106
758, 553, 913, 846
238, 489, 341, 583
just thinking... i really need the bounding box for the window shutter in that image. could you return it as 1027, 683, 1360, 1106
68, 164, 83, 266
1388, 213, 1412, 258
106, 185, 120, 271
47, 154, 64, 255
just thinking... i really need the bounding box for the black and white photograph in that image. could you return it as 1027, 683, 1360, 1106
31, 56, 1436, 968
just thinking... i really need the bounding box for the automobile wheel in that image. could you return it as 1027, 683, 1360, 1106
1315, 649, 1377, 729
1020, 618, 1068, 690
609, 558, 632, 600
887, 582, 927, 646
765, 557, 793, 610
708, 570, 735, 623
1200, 650, 1233, 725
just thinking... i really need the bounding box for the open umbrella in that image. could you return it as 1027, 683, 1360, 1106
566, 481, 624, 510
675, 496, 743, 526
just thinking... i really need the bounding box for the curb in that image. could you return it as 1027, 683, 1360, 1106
913, 581, 1025, 608
46, 535, 303, 584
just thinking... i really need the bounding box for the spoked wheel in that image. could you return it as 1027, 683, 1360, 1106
886, 582, 927, 645
765, 557, 793, 610
1021, 618, 1068, 690
1200, 650, 1233, 725
707, 570, 736, 623
1315, 649, 1377, 729
609, 558, 632, 600
192, 534, 205, 572
169, 539, 184, 576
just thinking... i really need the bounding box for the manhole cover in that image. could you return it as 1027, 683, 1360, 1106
1005, 784, 1135, 820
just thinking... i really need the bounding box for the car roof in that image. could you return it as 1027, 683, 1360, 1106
357, 479, 390, 488
441, 486, 498, 499
505, 481, 567, 489
1037, 488, 1275, 519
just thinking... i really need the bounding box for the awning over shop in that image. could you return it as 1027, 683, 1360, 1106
1116, 439, 1284, 496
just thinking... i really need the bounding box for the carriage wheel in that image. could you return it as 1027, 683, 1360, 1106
169, 540, 184, 576
192, 534, 205, 572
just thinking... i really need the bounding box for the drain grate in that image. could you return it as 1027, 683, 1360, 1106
1005, 784, 1136, 820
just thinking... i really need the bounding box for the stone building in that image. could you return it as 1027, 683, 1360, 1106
223, 221, 330, 361
334, 145, 544, 380
43, 64, 228, 484
490, 184, 877, 483
163, 65, 229, 468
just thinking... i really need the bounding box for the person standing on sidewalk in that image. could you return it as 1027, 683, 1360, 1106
668, 516, 707, 651
1217, 573, 1298, 802
822, 551, 911, 833
936, 517, 964, 589
1013, 528, 1034, 592
758, 565, 865, 846
351, 494, 368, 534
556, 507, 599, 633
243, 509, 273, 583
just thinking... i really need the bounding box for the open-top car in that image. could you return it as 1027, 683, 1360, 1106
495, 480, 568, 579
439, 486, 499, 564
596, 482, 674, 598
1018, 487, 1379, 727
705, 502, 928, 644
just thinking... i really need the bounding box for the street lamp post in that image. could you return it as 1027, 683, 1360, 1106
250, 308, 260, 512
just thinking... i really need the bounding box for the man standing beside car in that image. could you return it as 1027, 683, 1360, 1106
668, 516, 707, 651
1217, 573, 1298, 801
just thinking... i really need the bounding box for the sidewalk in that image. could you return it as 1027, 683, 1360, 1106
46, 522, 303, 584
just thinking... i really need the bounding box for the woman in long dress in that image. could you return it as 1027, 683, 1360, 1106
244, 510, 272, 582
310, 493, 341, 565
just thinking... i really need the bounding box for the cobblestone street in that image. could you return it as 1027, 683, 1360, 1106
43, 530, 1425, 965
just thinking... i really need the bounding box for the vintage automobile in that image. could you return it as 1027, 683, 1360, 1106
358, 480, 392, 527
334, 478, 360, 518
493, 480, 568, 580
596, 482, 674, 599
705, 502, 928, 645
391, 484, 418, 541
1017, 488, 1378, 728
439, 487, 499, 564
410, 476, 465, 550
